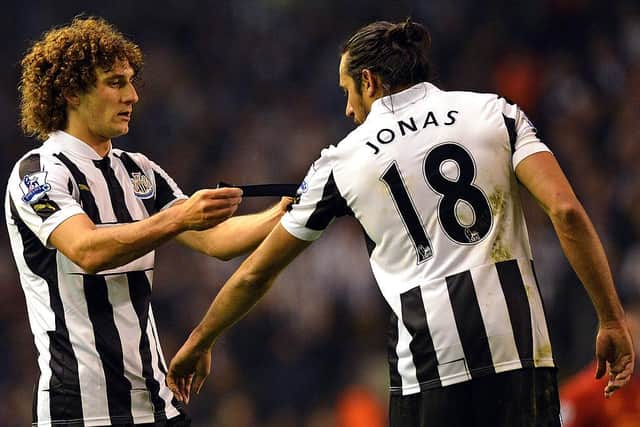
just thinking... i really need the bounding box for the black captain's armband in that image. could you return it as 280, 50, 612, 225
217, 182, 299, 197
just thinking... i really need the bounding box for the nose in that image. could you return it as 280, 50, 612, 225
345, 102, 354, 119
123, 82, 139, 105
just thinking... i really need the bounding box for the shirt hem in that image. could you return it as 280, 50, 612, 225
32, 406, 180, 426
389, 358, 556, 396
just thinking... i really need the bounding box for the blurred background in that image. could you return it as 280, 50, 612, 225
1, 0, 640, 426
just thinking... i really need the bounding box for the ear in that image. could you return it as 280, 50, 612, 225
63, 90, 81, 108
360, 69, 378, 98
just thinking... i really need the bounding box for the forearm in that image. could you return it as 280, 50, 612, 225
71, 208, 185, 273
185, 224, 309, 349
189, 267, 276, 349
551, 205, 624, 323
178, 203, 284, 259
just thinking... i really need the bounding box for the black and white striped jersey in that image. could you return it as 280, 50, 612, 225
281, 82, 555, 396
5, 131, 186, 426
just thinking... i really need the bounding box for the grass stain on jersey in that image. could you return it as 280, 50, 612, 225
488, 188, 512, 262
535, 343, 553, 363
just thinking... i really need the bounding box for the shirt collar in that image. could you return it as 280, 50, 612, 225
46, 130, 113, 160
369, 82, 439, 116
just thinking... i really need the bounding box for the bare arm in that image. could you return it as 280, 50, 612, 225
167, 224, 311, 401
49, 188, 242, 273
516, 151, 634, 397
174, 197, 292, 260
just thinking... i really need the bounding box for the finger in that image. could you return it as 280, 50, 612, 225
605, 372, 633, 397
174, 377, 182, 402
609, 355, 634, 375
595, 357, 606, 379
166, 373, 179, 397
204, 188, 243, 199
193, 373, 207, 395
185, 374, 193, 404
205, 198, 242, 215
177, 377, 187, 402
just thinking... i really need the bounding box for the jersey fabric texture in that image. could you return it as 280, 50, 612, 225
281, 82, 556, 396
5, 131, 187, 426
560, 361, 640, 427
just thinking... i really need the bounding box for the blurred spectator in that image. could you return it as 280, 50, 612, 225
559, 290, 640, 427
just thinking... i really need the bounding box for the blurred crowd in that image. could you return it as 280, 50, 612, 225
1, 1, 639, 426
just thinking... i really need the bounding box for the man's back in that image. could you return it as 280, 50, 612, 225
282, 82, 554, 395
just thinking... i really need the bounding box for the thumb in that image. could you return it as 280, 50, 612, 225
595, 357, 607, 379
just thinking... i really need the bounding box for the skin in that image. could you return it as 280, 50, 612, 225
65, 60, 140, 157
339, 53, 380, 125
50, 59, 290, 273
166, 53, 634, 404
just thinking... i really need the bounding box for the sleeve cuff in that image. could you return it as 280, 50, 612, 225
512, 142, 551, 170
280, 213, 323, 241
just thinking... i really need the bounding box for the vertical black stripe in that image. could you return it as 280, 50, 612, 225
19, 153, 41, 178
153, 169, 176, 212
116, 153, 155, 215
32, 372, 39, 423
10, 198, 84, 422
502, 114, 517, 154
400, 286, 441, 389
83, 275, 133, 423
446, 270, 496, 377
54, 153, 102, 223
306, 171, 352, 230
128, 272, 166, 421
387, 309, 401, 389
496, 260, 534, 367
93, 158, 133, 223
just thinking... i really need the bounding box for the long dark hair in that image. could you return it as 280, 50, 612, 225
341, 18, 432, 95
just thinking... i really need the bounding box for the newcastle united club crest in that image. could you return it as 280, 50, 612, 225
130, 172, 154, 199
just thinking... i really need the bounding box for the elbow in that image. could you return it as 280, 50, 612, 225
549, 199, 585, 229
212, 249, 235, 262
75, 252, 109, 274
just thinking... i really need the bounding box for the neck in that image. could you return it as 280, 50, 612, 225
64, 123, 111, 158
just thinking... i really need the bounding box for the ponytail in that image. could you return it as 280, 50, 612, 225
342, 18, 432, 93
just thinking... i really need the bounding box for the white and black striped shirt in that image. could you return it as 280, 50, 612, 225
5, 131, 186, 426
281, 82, 555, 396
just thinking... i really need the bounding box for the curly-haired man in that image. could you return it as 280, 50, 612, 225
6, 16, 288, 426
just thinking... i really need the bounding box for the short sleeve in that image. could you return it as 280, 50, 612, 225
281, 146, 352, 241
499, 98, 551, 169
147, 159, 188, 211
7, 153, 85, 248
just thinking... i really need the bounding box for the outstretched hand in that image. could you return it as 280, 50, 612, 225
167, 339, 211, 404
595, 321, 635, 398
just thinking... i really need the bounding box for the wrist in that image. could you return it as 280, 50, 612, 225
189, 325, 216, 352
163, 204, 190, 234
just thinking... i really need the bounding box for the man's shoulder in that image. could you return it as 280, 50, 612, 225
436, 87, 501, 106
112, 148, 152, 167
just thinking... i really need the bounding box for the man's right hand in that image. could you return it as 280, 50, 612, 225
176, 188, 243, 231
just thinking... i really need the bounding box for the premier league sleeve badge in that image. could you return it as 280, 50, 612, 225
20, 171, 52, 204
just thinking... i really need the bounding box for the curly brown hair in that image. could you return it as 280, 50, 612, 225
19, 16, 143, 140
